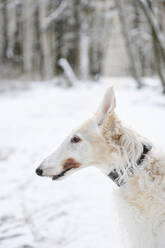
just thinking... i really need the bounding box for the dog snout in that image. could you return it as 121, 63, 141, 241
35, 167, 43, 176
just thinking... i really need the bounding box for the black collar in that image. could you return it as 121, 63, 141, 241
108, 144, 152, 187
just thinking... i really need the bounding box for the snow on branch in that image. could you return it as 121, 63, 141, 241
59, 58, 78, 86
41, 0, 67, 31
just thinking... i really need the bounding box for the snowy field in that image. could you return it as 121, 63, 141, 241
0, 78, 165, 248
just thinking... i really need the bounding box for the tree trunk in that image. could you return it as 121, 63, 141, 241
137, 0, 165, 61
7, 1, 16, 61
39, 0, 54, 80
22, 0, 34, 76
79, 16, 89, 80
2, 0, 8, 62
149, 1, 165, 93
132, 1, 144, 77
116, 0, 143, 88
0, 2, 4, 62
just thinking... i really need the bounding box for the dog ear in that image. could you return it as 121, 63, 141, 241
96, 87, 116, 126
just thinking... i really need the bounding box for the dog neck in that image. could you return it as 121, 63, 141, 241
108, 144, 152, 187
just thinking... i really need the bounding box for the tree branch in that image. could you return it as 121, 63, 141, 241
41, 0, 67, 31
137, 0, 165, 60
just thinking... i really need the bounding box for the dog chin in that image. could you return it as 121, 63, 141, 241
52, 175, 65, 181
51, 167, 73, 181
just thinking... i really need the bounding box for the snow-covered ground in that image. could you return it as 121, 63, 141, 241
0, 78, 165, 248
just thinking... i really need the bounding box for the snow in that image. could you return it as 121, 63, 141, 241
0, 78, 165, 248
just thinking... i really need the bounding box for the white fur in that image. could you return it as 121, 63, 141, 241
37, 87, 165, 248
115, 151, 165, 248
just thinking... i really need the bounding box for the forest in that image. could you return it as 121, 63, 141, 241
0, 0, 165, 92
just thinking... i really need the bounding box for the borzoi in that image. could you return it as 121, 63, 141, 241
36, 87, 165, 248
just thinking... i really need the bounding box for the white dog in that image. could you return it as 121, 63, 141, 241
36, 87, 165, 248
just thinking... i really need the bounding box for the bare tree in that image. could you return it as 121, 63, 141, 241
39, 0, 54, 79
137, 0, 165, 60
78, 1, 90, 80
0, 2, 4, 62
137, 0, 165, 93
2, 0, 8, 63
115, 0, 143, 88
22, 0, 34, 76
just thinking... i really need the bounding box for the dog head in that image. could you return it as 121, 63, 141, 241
36, 87, 118, 180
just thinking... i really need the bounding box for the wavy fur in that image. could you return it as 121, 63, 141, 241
101, 112, 165, 248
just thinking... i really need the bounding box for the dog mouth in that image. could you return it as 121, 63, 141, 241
52, 168, 72, 180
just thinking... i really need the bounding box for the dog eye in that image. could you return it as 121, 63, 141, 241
71, 136, 81, 143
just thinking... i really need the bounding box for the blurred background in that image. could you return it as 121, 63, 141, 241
0, 1, 165, 248
0, 0, 165, 90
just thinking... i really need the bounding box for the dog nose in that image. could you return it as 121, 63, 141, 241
35, 167, 43, 176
